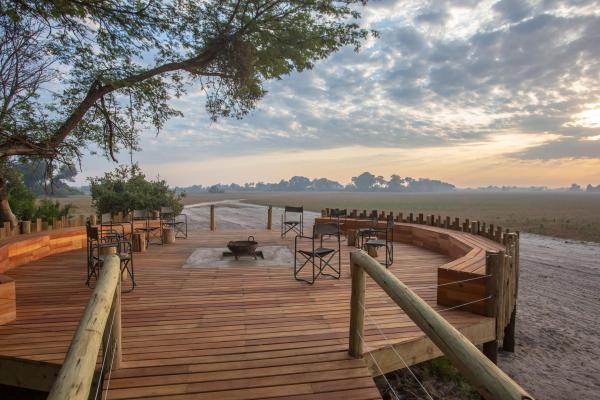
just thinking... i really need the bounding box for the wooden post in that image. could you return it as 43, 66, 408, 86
348, 253, 365, 358
267, 206, 273, 230
20, 221, 31, 234
162, 227, 176, 244
90, 214, 97, 226
502, 233, 519, 352
483, 251, 504, 364
210, 205, 216, 231
132, 232, 146, 252
471, 221, 478, 234
366, 245, 378, 258
347, 229, 357, 247
47, 256, 121, 400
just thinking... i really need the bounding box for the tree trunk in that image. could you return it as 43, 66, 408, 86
0, 176, 17, 229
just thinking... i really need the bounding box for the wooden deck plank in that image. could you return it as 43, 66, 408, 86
0, 228, 495, 399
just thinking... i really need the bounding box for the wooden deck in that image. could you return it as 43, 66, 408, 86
0, 228, 495, 399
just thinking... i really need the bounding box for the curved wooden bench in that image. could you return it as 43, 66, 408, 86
0, 227, 87, 325
316, 217, 506, 315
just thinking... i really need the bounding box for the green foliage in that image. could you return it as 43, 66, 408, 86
7, 173, 37, 221
35, 199, 74, 222
89, 164, 184, 215
6, 171, 74, 222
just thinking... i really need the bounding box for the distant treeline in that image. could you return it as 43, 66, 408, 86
176, 172, 456, 193
467, 184, 600, 192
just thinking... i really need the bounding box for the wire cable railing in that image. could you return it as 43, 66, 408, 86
348, 250, 534, 400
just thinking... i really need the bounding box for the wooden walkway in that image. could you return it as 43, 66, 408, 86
0, 229, 494, 399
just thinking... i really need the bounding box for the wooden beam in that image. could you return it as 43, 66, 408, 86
349, 253, 366, 358
210, 205, 216, 231
0, 355, 62, 392
267, 206, 273, 230
47, 255, 121, 400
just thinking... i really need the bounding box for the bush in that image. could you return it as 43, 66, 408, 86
7, 173, 37, 221
89, 164, 184, 215
35, 199, 74, 222
7, 173, 75, 223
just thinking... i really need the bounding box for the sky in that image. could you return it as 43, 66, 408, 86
77, 0, 600, 188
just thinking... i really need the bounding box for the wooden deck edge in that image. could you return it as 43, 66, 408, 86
0, 355, 62, 392
364, 317, 496, 376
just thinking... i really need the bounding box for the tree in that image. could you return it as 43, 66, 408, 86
0, 0, 372, 226
387, 174, 404, 192
7, 171, 37, 221
288, 176, 311, 191
16, 161, 80, 195
351, 172, 377, 191
89, 164, 184, 215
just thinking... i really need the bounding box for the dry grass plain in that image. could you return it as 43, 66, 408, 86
52, 191, 600, 242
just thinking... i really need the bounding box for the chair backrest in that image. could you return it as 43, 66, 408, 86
330, 208, 347, 218
86, 223, 99, 241
132, 209, 148, 220
314, 222, 339, 236
100, 212, 112, 224
284, 206, 303, 214
160, 206, 174, 214
386, 216, 394, 229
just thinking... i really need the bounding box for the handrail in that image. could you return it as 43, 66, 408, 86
348, 250, 533, 400
47, 255, 122, 400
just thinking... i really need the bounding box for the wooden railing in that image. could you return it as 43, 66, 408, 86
0, 214, 94, 240
47, 255, 122, 400
348, 250, 533, 400
322, 208, 517, 245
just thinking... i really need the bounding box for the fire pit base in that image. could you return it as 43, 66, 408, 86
222, 250, 264, 260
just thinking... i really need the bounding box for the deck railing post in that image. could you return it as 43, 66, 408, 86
210, 205, 216, 231
267, 206, 273, 230
48, 256, 121, 400
348, 252, 366, 358
502, 233, 519, 352
113, 275, 122, 368
483, 250, 505, 364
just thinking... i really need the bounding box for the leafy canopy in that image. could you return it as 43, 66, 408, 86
89, 164, 184, 215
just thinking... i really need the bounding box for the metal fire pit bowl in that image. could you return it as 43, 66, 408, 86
224, 236, 264, 260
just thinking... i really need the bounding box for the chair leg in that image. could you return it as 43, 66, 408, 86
294, 255, 318, 284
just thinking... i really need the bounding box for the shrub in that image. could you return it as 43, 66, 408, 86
35, 199, 74, 222
7, 173, 37, 221
89, 164, 184, 215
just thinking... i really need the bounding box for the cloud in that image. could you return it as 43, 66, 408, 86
80, 0, 600, 185
511, 137, 600, 160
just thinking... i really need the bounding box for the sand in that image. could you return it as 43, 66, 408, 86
183, 201, 600, 399
498, 233, 600, 399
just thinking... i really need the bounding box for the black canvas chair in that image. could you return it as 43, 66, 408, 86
160, 207, 188, 239
329, 208, 348, 235
132, 209, 162, 245
99, 212, 126, 242
281, 206, 303, 238
86, 222, 135, 292
294, 222, 341, 284
357, 216, 379, 249
363, 216, 394, 268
